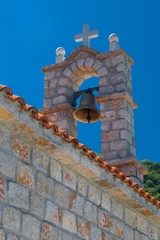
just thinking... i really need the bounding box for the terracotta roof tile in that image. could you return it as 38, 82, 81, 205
0, 83, 160, 208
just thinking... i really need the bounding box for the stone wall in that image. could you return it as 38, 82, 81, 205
0, 126, 159, 240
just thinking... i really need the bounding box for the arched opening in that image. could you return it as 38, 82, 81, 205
77, 76, 101, 154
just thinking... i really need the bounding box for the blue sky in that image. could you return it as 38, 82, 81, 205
0, 0, 160, 163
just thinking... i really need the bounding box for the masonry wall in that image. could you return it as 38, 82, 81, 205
0, 125, 159, 240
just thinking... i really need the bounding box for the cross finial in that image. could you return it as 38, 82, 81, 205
74, 24, 98, 47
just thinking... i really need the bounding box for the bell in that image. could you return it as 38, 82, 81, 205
73, 92, 100, 123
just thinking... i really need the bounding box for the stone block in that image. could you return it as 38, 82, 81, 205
0, 177, 7, 201
2, 206, 21, 232
41, 222, 59, 240
32, 148, 49, 173
110, 72, 126, 84
116, 83, 127, 92
58, 231, 73, 240
0, 151, 16, 179
63, 167, 77, 191
103, 151, 117, 160
148, 224, 159, 240
111, 218, 124, 238
90, 225, 101, 240
55, 183, 70, 208
116, 62, 128, 75
69, 193, 84, 216
8, 182, 29, 210
84, 201, 97, 223
50, 160, 62, 182
98, 67, 108, 76
120, 129, 132, 144
17, 163, 35, 189
62, 210, 76, 233
77, 176, 88, 197
36, 172, 54, 199
137, 216, 148, 235
12, 138, 30, 162
0, 229, 5, 240
112, 119, 127, 130
30, 192, 45, 218
22, 214, 40, 240
98, 209, 112, 230
63, 68, 73, 78
111, 140, 128, 151
7, 234, 24, 240
101, 192, 111, 211
102, 130, 119, 142
77, 218, 90, 240
111, 55, 125, 66
45, 201, 62, 226
44, 71, 55, 80
88, 183, 101, 206
101, 111, 116, 121
52, 95, 66, 106
0, 128, 10, 149
93, 60, 102, 71
117, 109, 132, 123
111, 199, 124, 219
124, 208, 137, 228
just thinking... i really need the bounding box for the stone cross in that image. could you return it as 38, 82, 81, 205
74, 24, 98, 47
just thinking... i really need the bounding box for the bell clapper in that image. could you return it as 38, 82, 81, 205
87, 109, 91, 123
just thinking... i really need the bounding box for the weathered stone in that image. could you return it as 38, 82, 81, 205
62, 167, 77, 190
7, 234, 24, 240
101, 192, 111, 211
30, 192, 45, 218
45, 201, 62, 226
77, 176, 88, 197
84, 201, 97, 223
98, 209, 112, 230
55, 183, 70, 208
120, 129, 132, 144
111, 199, 124, 219
62, 210, 76, 233
98, 67, 108, 76
137, 216, 148, 235
8, 182, 29, 210
69, 193, 84, 216
0, 151, 16, 179
101, 111, 116, 121
36, 172, 54, 199
88, 183, 101, 206
12, 138, 30, 162
112, 119, 127, 130
124, 208, 137, 228
110, 72, 126, 84
0, 128, 10, 149
90, 225, 101, 240
2, 206, 21, 232
0, 177, 7, 201
41, 222, 59, 240
22, 214, 40, 240
102, 130, 119, 142
77, 218, 90, 240
50, 160, 62, 182
32, 148, 50, 173
17, 163, 35, 189
111, 140, 128, 151
0, 229, 5, 240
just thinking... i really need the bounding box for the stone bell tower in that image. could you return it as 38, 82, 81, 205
41, 24, 146, 186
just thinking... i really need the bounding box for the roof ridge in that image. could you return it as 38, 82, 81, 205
0, 83, 160, 208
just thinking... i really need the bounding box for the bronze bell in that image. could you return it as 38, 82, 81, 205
73, 92, 100, 123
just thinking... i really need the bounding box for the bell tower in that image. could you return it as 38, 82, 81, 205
41, 24, 147, 186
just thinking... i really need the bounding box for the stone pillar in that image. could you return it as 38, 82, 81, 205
98, 34, 146, 186
41, 47, 77, 137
